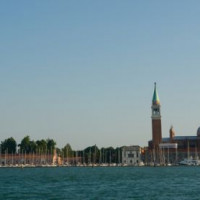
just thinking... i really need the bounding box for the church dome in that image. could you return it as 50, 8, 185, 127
197, 127, 200, 137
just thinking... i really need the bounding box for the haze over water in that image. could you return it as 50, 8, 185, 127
1, 167, 200, 200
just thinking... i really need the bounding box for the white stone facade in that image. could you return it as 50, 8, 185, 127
122, 146, 141, 166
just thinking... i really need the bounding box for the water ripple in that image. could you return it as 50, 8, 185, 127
1, 167, 200, 199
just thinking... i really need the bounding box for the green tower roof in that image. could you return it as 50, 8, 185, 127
152, 82, 160, 105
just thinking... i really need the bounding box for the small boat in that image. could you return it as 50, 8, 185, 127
179, 158, 200, 166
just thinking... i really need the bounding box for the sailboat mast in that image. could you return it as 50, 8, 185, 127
187, 140, 190, 159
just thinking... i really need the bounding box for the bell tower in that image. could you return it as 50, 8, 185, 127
151, 82, 162, 150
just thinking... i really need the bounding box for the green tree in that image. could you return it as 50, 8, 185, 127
100, 147, 116, 163
115, 147, 122, 163
84, 145, 99, 163
29, 140, 37, 153
62, 143, 73, 157
46, 138, 56, 153
105, 147, 115, 163
56, 147, 62, 156
36, 139, 47, 154
19, 136, 31, 153
1, 137, 17, 154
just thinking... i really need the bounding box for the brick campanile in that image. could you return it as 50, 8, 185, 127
151, 82, 162, 150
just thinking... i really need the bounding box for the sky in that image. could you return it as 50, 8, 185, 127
1, 1, 200, 150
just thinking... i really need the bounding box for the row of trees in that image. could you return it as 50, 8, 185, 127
0, 136, 56, 154
76, 145, 122, 164
0, 136, 123, 163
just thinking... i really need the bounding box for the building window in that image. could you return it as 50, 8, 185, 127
128, 153, 134, 158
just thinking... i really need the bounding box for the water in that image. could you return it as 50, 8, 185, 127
0, 166, 200, 200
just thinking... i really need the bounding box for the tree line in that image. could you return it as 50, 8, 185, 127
0, 136, 56, 154
0, 136, 123, 163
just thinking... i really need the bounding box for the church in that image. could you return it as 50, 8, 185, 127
148, 83, 200, 164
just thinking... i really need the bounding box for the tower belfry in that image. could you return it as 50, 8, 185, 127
151, 82, 162, 150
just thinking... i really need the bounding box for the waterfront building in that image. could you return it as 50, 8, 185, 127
161, 126, 200, 163
148, 83, 200, 164
122, 146, 141, 166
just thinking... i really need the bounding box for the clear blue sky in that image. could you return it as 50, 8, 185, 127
1, 1, 200, 149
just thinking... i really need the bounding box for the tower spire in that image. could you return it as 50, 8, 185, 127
152, 82, 160, 105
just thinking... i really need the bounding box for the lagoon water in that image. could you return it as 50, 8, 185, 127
0, 167, 200, 200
